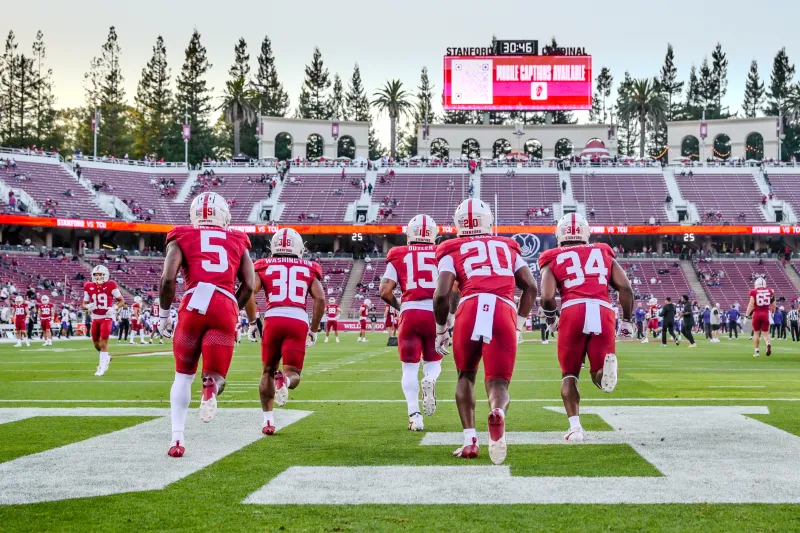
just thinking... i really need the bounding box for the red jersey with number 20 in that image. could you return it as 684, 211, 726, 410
435, 236, 524, 301
749, 288, 774, 313
383, 244, 438, 305
537, 243, 616, 304
166, 226, 252, 294
254, 257, 322, 320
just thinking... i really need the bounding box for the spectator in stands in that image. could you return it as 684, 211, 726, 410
561, 180, 567, 193
665, 194, 672, 207
761, 195, 767, 205
588, 207, 595, 217
8, 192, 15, 211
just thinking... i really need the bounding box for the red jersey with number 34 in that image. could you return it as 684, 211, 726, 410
435, 236, 524, 301
538, 243, 615, 304
383, 244, 438, 303
749, 287, 774, 314
254, 257, 322, 314
166, 226, 252, 294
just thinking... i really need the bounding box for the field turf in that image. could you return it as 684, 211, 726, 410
0, 332, 799, 532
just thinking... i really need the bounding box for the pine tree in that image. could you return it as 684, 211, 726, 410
765, 47, 795, 116
614, 71, 640, 156
682, 64, 702, 120
297, 46, 331, 120
252, 35, 289, 117
659, 44, 684, 121
588, 90, 602, 124
595, 67, 613, 123
697, 57, 719, 117
329, 74, 347, 120
171, 29, 216, 163
402, 66, 436, 156
229, 38, 249, 79
96, 27, 130, 157
11, 53, 36, 146
742, 60, 765, 118
0, 31, 18, 144
132, 35, 172, 159
344, 64, 382, 158
75, 55, 104, 155
30, 31, 59, 149
711, 43, 728, 118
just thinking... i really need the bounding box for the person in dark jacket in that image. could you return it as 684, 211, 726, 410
727, 304, 741, 339
660, 297, 679, 346
679, 295, 697, 347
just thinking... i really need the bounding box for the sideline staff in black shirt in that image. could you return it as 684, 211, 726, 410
660, 297, 679, 346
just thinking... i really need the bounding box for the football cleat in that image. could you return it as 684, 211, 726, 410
324, 337, 329, 343
600, 354, 617, 393
199, 376, 217, 423
408, 412, 424, 431
13, 341, 21, 348
421, 378, 437, 416
542, 340, 549, 345
488, 409, 507, 465
641, 337, 649, 343
766, 343, 772, 356
262, 422, 276, 436
274, 371, 289, 407
335, 337, 340, 343
753, 352, 760, 357
167, 441, 185, 458
453, 437, 479, 459
95, 358, 110, 377
565, 428, 585, 442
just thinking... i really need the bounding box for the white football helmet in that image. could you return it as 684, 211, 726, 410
648, 297, 658, 306
271, 228, 305, 257
555, 213, 591, 246
406, 214, 437, 244
134, 296, 142, 304
453, 199, 493, 237
14, 295, 23, 304
754, 277, 767, 289
92, 265, 109, 284
364, 299, 372, 307
329, 297, 335, 304
41, 295, 49, 304
190, 191, 231, 228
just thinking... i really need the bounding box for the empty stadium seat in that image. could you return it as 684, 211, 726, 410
571, 172, 670, 225
481, 172, 560, 225
371, 172, 466, 225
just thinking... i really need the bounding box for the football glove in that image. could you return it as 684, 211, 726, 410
618, 320, 635, 338
86, 303, 97, 312
545, 315, 560, 333
306, 330, 317, 348
247, 323, 259, 342
158, 308, 173, 339
435, 323, 450, 356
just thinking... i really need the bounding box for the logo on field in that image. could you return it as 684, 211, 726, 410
512, 233, 541, 261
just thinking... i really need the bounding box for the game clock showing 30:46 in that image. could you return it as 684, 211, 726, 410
496, 40, 538, 56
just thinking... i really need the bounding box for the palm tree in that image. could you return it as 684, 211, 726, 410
785, 83, 800, 123
372, 79, 413, 158
219, 77, 258, 157
618, 78, 668, 158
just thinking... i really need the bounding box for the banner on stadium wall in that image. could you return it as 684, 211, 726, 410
1, 214, 799, 236
329, 322, 386, 332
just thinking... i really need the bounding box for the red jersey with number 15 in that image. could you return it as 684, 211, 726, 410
254, 257, 322, 315
384, 244, 438, 304
166, 226, 252, 294
538, 243, 616, 304
435, 236, 524, 301
749, 287, 774, 313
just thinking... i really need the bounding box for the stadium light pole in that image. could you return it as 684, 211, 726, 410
184, 103, 189, 168
92, 108, 99, 159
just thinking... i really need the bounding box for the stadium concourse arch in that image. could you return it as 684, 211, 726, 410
666, 117, 778, 162
416, 123, 609, 160
259, 117, 370, 160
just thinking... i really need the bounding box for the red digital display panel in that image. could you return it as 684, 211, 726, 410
443, 55, 592, 111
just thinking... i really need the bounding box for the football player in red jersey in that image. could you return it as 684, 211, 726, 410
39, 295, 55, 346
150, 300, 165, 344
380, 214, 445, 431
642, 297, 659, 343
130, 296, 149, 345
159, 192, 255, 458
433, 200, 537, 464
83, 265, 125, 376
539, 213, 634, 442
324, 297, 341, 343
245, 228, 325, 435
746, 277, 775, 357
12, 295, 29, 347
357, 299, 371, 342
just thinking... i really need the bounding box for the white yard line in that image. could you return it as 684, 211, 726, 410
2, 397, 800, 404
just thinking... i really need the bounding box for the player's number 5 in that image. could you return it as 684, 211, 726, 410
200, 230, 229, 273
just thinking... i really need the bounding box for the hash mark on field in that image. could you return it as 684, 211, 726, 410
301, 348, 395, 376
708, 386, 766, 388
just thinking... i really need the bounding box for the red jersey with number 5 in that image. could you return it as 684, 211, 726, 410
254, 257, 322, 316
383, 244, 438, 303
166, 226, 252, 294
435, 236, 524, 301
749, 287, 774, 313
538, 243, 615, 304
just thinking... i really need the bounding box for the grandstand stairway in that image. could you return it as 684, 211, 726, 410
339, 260, 365, 314
785, 263, 800, 294
661, 169, 685, 223
680, 260, 710, 308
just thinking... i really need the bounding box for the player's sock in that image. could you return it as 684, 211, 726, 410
568, 415, 581, 430
99, 351, 109, 365
494, 408, 506, 419
401, 362, 420, 415
263, 411, 274, 426
463, 428, 477, 446
170, 372, 196, 443
422, 360, 442, 383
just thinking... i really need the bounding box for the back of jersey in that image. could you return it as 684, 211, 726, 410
166, 226, 251, 294
750, 288, 774, 313
538, 243, 615, 304
255, 257, 322, 315
384, 244, 438, 304
436, 236, 524, 302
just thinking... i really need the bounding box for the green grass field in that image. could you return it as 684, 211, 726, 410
1, 332, 799, 532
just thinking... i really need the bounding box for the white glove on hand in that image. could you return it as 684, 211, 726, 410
546, 315, 560, 333
158, 308, 173, 339
435, 324, 450, 356
105, 306, 116, 318
86, 303, 97, 312
618, 319, 635, 338
516, 315, 527, 344
247, 323, 259, 342
306, 330, 317, 348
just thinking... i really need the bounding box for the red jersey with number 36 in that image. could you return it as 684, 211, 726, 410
383, 244, 438, 303
749, 288, 774, 314
538, 243, 615, 304
166, 226, 252, 294
435, 236, 524, 301
254, 257, 322, 314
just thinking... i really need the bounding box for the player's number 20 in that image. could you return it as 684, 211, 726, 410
461, 240, 513, 278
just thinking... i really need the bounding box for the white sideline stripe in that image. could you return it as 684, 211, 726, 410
420, 431, 630, 446
9, 379, 800, 385
708, 386, 766, 388
2, 398, 800, 404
